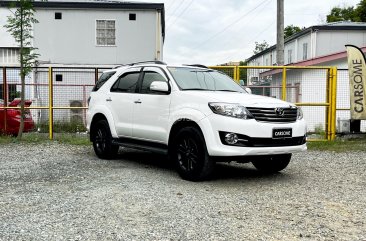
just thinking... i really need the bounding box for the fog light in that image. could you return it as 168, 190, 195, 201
225, 133, 238, 145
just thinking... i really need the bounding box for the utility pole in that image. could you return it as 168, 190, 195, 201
276, 0, 284, 66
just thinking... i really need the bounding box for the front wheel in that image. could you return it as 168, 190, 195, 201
91, 119, 119, 159
171, 126, 215, 181
252, 154, 292, 173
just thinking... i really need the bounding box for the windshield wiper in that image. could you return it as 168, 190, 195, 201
215, 89, 242, 92
182, 88, 210, 91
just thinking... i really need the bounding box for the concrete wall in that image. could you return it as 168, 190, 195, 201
33, 9, 162, 65
0, 8, 18, 48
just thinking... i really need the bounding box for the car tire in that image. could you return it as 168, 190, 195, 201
252, 154, 292, 173
171, 126, 215, 181
91, 119, 119, 159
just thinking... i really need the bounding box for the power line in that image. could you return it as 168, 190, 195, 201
166, 0, 185, 21
166, 0, 178, 11
188, 0, 272, 51
167, 0, 194, 30
223, 22, 274, 63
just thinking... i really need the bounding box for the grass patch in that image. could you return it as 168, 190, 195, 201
0, 133, 90, 146
308, 138, 366, 152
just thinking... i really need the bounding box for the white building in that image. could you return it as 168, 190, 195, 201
0, 0, 165, 125
246, 21, 366, 133
0, 0, 165, 65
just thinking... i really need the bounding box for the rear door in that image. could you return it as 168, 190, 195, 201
132, 67, 171, 143
107, 67, 141, 137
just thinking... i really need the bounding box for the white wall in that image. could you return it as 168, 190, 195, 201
33, 8, 162, 65
316, 30, 366, 57
0, 8, 18, 47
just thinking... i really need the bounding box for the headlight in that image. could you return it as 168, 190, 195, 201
297, 107, 303, 120
208, 102, 253, 119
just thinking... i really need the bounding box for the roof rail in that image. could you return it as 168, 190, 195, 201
130, 60, 167, 66
112, 61, 167, 69
184, 64, 208, 68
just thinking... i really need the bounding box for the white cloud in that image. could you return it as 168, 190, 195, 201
138, 0, 360, 65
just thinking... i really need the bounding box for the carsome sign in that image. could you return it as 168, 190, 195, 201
346, 45, 366, 120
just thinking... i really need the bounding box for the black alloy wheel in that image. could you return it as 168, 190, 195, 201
92, 119, 119, 159
172, 126, 215, 181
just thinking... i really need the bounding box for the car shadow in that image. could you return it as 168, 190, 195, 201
109, 148, 292, 182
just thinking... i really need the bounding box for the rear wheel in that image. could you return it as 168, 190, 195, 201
171, 126, 215, 181
91, 119, 119, 159
252, 154, 292, 173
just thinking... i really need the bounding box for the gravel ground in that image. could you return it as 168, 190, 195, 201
0, 143, 365, 241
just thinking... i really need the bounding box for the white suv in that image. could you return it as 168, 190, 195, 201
87, 61, 307, 181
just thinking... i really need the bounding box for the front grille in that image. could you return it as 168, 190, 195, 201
246, 107, 298, 123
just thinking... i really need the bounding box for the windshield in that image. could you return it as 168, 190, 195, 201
168, 67, 246, 93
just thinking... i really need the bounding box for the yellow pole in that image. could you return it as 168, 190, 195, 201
331, 67, 337, 141
236, 66, 240, 82
281, 67, 287, 101
48, 67, 53, 140
325, 68, 333, 141
233, 67, 237, 82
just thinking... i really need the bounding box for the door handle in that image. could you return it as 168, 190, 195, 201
106, 97, 112, 102
134, 99, 142, 104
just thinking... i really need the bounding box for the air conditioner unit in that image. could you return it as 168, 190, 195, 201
69, 100, 83, 124
250, 77, 259, 84
337, 118, 350, 133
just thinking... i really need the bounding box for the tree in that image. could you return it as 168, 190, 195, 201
355, 0, 366, 22
326, 6, 358, 22
284, 25, 302, 39
4, 0, 40, 139
253, 40, 269, 55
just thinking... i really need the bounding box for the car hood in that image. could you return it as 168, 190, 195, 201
183, 91, 295, 108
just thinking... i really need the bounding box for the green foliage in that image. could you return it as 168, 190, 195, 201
37, 120, 87, 133
356, 0, 366, 22
0, 133, 90, 146
284, 25, 303, 39
326, 0, 366, 23
253, 40, 269, 55
4, 0, 39, 77
308, 138, 366, 152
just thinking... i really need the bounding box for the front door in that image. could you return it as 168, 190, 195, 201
107, 67, 141, 137
132, 67, 171, 143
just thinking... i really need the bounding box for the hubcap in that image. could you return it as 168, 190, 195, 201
95, 128, 106, 153
177, 137, 199, 172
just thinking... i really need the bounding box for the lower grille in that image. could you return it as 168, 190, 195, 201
247, 107, 298, 123
219, 132, 306, 147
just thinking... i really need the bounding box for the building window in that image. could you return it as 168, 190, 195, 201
0, 48, 20, 64
288, 49, 292, 64
55, 74, 63, 82
55, 12, 62, 20
303, 43, 308, 60
96, 20, 116, 46
129, 13, 136, 21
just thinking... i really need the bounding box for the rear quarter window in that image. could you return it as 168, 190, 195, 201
92, 71, 116, 91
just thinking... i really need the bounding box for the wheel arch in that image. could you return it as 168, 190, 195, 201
168, 118, 204, 150
90, 113, 108, 141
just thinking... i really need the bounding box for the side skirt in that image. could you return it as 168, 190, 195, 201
112, 137, 168, 155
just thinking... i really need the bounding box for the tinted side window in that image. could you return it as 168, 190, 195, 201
93, 71, 116, 91
141, 71, 167, 94
111, 72, 140, 93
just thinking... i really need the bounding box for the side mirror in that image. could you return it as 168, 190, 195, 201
150, 81, 169, 93
245, 87, 252, 94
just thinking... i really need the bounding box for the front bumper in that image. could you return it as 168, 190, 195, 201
198, 114, 307, 156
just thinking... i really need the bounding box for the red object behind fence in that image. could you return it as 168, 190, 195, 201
0, 99, 35, 135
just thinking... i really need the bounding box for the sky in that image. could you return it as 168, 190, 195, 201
132, 0, 360, 65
